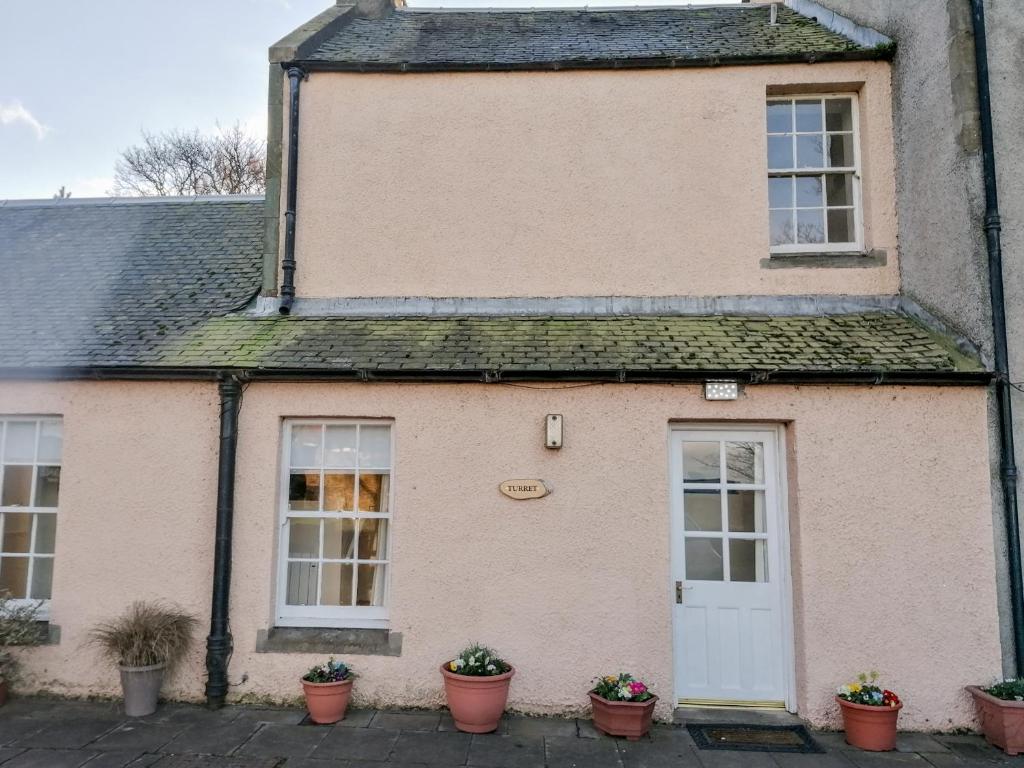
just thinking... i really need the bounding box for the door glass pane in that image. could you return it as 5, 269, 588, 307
1, 466, 32, 506
356, 564, 385, 606
796, 135, 824, 168
34, 466, 60, 508
289, 425, 322, 468
685, 538, 724, 581
726, 442, 764, 484
728, 491, 767, 533
3, 422, 36, 463
324, 473, 354, 511
684, 491, 722, 532
37, 422, 62, 463
682, 442, 720, 482
359, 474, 389, 513
794, 99, 822, 132
730, 539, 768, 583
324, 426, 357, 469
358, 518, 388, 560
288, 472, 320, 511
320, 563, 354, 606
2, 513, 31, 553
323, 518, 355, 560
286, 561, 318, 605
287, 518, 320, 559
34, 514, 56, 554
825, 98, 853, 131
359, 426, 391, 468
30, 557, 52, 599
0, 557, 28, 598
766, 102, 792, 133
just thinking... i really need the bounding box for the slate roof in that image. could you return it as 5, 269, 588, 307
299, 5, 880, 72
0, 197, 982, 382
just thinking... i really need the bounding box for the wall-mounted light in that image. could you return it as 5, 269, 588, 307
546, 414, 563, 449
703, 381, 740, 401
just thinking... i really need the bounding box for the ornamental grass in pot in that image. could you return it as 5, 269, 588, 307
836, 672, 902, 751
441, 644, 514, 733
589, 673, 658, 741
0, 594, 43, 707
89, 601, 198, 717
967, 679, 1024, 755
302, 658, 355, 724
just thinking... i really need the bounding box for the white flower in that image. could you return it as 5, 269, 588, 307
486, 664, 496, 672
455, 659, 465, 669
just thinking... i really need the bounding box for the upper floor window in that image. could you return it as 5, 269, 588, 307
767, 95, 860, 253
0, 418, 61, 609
277, 420, 392, 628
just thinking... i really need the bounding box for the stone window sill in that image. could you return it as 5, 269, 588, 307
255, 627, 402, 656
760, 250, 887, 269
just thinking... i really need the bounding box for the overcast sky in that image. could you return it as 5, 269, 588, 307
0, 0, 739, 200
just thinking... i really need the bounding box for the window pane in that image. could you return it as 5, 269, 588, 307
730, 539, 768, 583
768, 177, 792, 209
288, 472, 320, 511
684, 491, 721, 532
2, 513, 31, 553
682, 442, 720, 482
796, 209, 825, 244
320, 563, 354, 606
34, 514, 56, 554
288, 518, 320, 559
356, 564, 385, 606
766, 102, 792, 133
828, 134, 855, 167
324, 426, 357, 469
770, 209, 793, 246
359, 426, 391, 468
286, 561, 318, 606
767, 136, 792, 170
728, 491, 767, 533
685, 538, 724, 581
827, 208, 855, 244
794, 99, 822, 132
825, 98, 853, 131
1, 466, 32, 506
796, 135, 824, 168
324, 473, 354, 512
826, 173, 853, 207
0, 557, 28, 598
795, 176, 823, 207
323, 518, 355, 560
30, 557, 52, 599
34, 466, 60, 508
290, 425, 322, 468
359, 474, 389, 513
37, 422, 62, 463
4, 422, 36, 463
726, 442, 764, 484
358, 518, 388, 560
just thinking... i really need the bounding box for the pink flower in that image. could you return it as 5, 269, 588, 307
629, 681, 647, 695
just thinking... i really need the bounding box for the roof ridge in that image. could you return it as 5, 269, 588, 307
0, 195, 265, 209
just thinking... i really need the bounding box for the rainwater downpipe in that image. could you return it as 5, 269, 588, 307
205, 376, 242, 708
971, 0, 1024, 675
279, 66, 306, 315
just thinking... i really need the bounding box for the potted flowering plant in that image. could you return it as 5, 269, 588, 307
0, 594, 43, 706
836, 671, 902, 751
967, 679, 1024, 755
440, 644, 514, 733
589, 673, 658, 740
301, 658, 355, 724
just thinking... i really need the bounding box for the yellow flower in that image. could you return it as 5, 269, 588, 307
849, 683, 862, 693
450, 661, 458, 671
605, 676, 617, 684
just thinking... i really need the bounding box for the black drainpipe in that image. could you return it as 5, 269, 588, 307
279, 65, 306, 315
205, 376, 242, 707
971, 0, 1024, 675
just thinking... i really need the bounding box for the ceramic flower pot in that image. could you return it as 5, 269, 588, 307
967, 685, 1024, 755
120, 662, 166, 718
440, 664, 515, 733
302, 677, 353, 724
837, 696, 902, 751
589, 692, 658, 741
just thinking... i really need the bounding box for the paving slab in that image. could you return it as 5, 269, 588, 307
312, 725, 399, 761
693, 747, 778, 768
467, 733, 545, 768
846, 752, 931, 767
390, 730, 473, 764
2, 748, 98, 767
617, 736, 702, 768
159, 720, 260, 756
80, 751, 151, 768
505, 716, 578, 739
545, 735, 622, 768
92, 723, 184, 753
145, 757, 280, 767
11, 717, 122, 749
772, 752, 857, 768
370, 710, 443, 732
235, 722, 328, 759
333, 708, 376, 728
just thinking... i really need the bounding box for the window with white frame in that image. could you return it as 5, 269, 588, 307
767, 95, 861, 252
0, 418, 61, 608
278, 420, 392, 628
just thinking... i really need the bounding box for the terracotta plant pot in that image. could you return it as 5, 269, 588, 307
440, 664, 515, 733
837, 696, 902, 751
967, 685, 1024, 755
120, 662, 166, 718
302, 677, 354, 724
589, 692, 658, 741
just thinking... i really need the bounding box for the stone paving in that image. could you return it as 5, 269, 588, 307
0, 697, 1021, 768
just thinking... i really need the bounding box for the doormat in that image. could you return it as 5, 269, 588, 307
686, 723, 824, 753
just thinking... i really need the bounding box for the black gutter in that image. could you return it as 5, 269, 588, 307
204, 376, 242, 708
278, 66, 305, 316
971, 0, 1024, 675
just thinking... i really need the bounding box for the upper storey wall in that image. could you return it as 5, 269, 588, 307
286, 60, 898, 298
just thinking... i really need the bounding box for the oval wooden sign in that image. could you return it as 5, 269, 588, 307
499, 479, 550, 500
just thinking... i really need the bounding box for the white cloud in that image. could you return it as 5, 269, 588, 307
0, 101, 49, 140
69, 176, 116, 198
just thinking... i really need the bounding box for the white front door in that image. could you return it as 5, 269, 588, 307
670, 428, 791, 708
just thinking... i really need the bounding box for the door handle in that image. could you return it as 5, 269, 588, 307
676, 581, 693, 604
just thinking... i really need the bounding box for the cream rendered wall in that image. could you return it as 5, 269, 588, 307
287, 62, 899, 299
2, 380, 998, 730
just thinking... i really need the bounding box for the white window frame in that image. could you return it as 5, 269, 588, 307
0, 416, 62, 620
767, 93, 864, 254
275, 419, 394, 629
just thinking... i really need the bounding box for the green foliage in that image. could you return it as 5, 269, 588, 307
446, 644, 510, 677
303, 658, 353, 684
88, 601, 198, 670
0, 593, 43, 683
837, 671, 901, 708
986, 679, 1024, 701
591, 673, 653, 702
